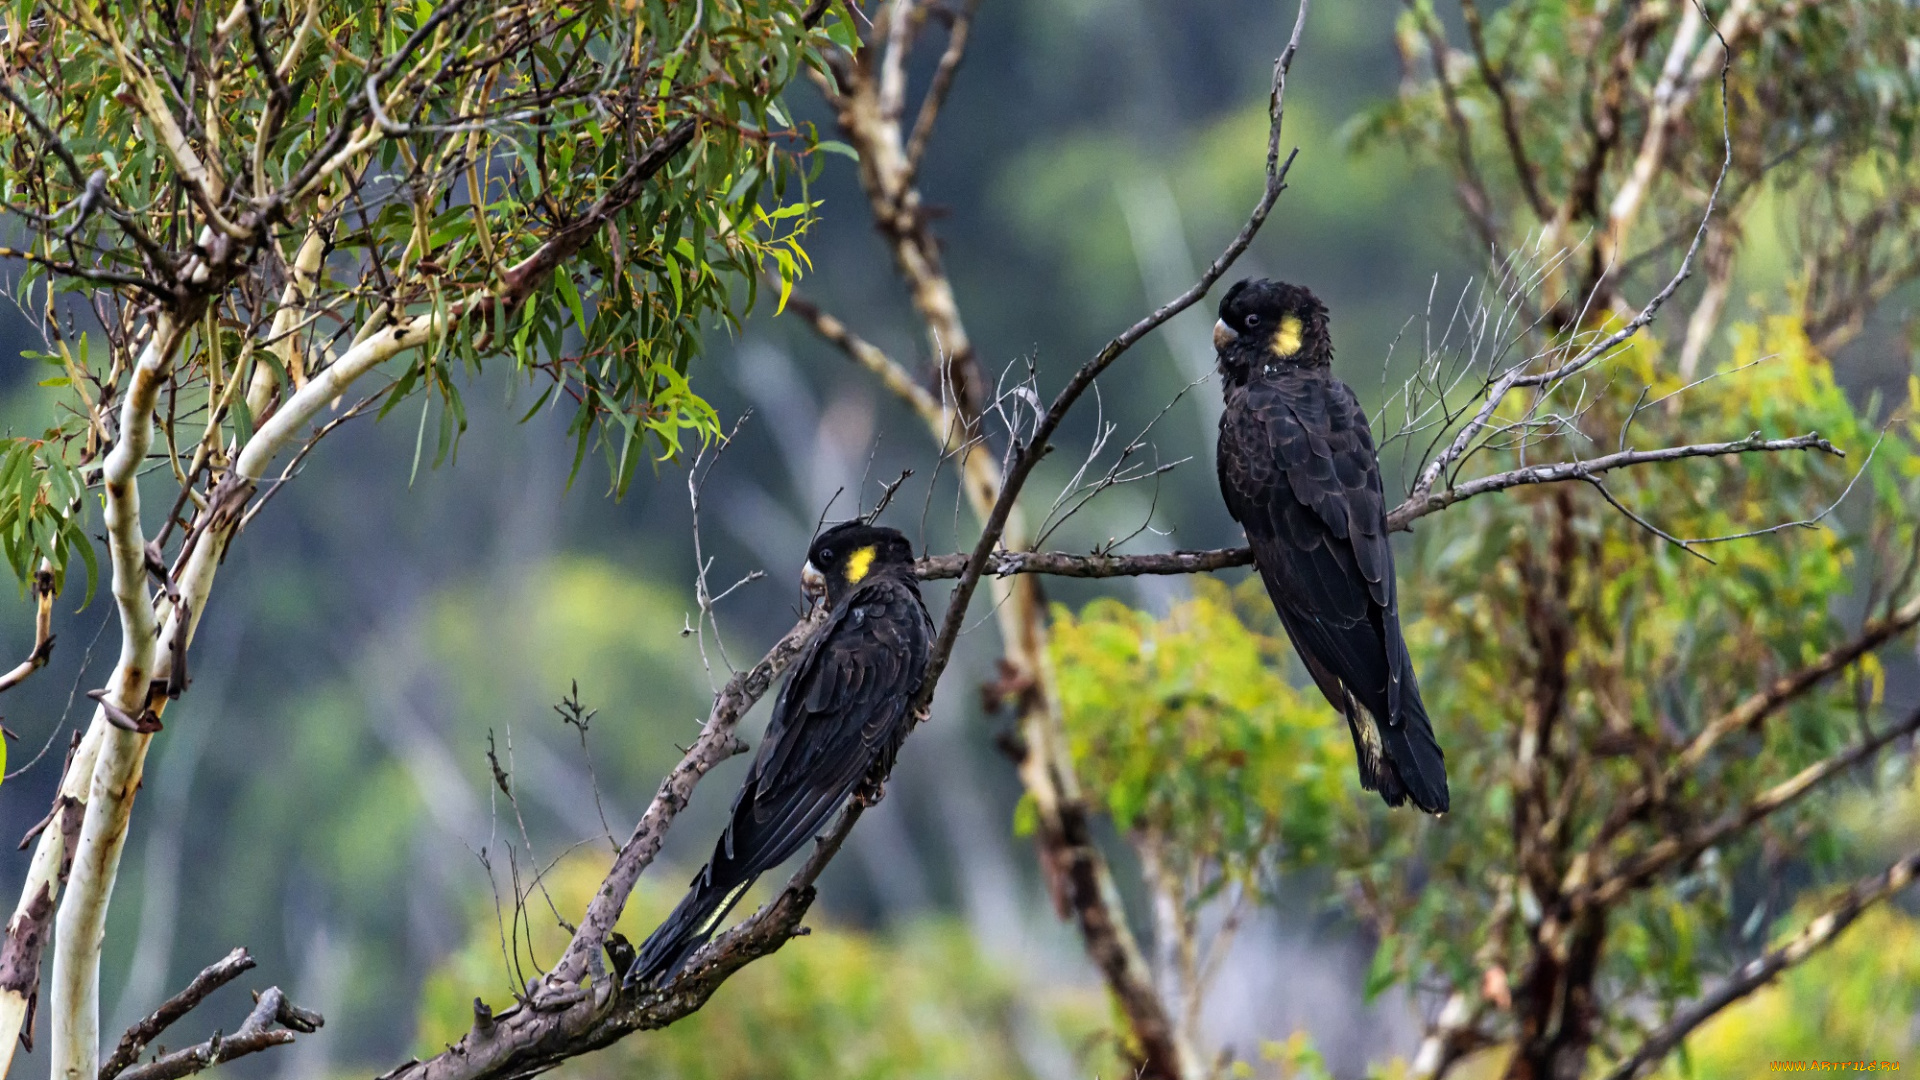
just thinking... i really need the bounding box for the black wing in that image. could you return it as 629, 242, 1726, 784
1217, 371, 1448, 812
630, 576, 931, 984
733, 576, 931, 867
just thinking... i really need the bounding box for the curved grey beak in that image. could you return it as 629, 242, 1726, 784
1212, 319, 1237, 353
801, 560, 826, 602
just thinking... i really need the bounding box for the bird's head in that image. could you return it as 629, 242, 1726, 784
1212, 278, 1332, 386
802, 521, 915, 606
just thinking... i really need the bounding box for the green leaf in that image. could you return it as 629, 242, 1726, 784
1362, 936, 1400, 1003
556, 262, 590, 344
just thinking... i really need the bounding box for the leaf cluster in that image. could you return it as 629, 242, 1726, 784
0, 0, 841, 592
1050, 578, 1351, 901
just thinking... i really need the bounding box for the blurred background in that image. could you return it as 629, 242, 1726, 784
1, 3, 1916, 1078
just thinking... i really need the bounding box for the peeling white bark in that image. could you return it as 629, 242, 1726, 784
49, 319, 180, 1080
34, 299, 441, 1080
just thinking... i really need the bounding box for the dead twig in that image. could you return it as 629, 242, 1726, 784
111, 983, 322, 1080
100, 947, 258, 1080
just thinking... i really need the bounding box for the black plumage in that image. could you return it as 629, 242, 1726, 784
1212, 279, 1449, 814
628, 522, 933, 987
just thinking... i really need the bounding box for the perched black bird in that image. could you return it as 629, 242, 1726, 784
627, 521, 933, 987
1213, 279, 1449, 814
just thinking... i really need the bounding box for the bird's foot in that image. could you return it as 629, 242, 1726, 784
852, 776, 887, 807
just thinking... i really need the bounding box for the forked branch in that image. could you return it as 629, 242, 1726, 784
100, 948, 321, 1080
99, 948, 256, 1080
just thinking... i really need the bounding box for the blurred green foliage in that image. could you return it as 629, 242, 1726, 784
427, 557, 719, 784
1051, 579, 1348, 894
1656, 905, 1920, 1076
187, 556, 719, 1048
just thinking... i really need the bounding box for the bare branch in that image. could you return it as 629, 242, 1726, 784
0, 246, 166, 299
1407, 33, 1735, 514
909, 432, 1843, 580
1396, 432, 1840, 529
784, 292, 949, 438
99, 948, 256, 1080
915, 547, 1253, 581
903, 0, 981, 178
540, 612, 825, 991
111, 984, 321, 1080
378, 774, 862, 1080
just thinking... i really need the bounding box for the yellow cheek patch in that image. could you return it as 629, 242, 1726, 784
844, 545, 876, 584
1269, 314, 1304, 358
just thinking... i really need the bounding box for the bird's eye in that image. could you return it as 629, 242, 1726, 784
819, 548, 834, 563
1244, 314, 1261, 329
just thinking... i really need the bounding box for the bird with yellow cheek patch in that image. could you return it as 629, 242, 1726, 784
1212, 277, 1451, 815
632, 520, 933, 987
843, 544, 876, 585
1268, 313, 1305, 359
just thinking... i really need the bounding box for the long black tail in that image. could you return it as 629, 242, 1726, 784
1379, 687, 1449, 814
1342, 622, 1449, 815
628, 861, 758, 988
1344, 698, 1449, 814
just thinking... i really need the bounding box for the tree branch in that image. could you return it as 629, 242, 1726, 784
50, 312, 195, 1080
1407, 2, 1503, 251
914, 546, 1254, 581
1575, 706, 1920, 912
378, 778, 860, 1080
1407, 30, 1734, 514
922, 1, 1306, 673
111, 984, 321, 1080
882, 13, 1306, 1076
1674, 591, 1920, 775
1596, 848, 1920, 1080
783, 293, 949, 437
909, 432, 1842, 580
902, 0, 981, 179
493, 121, 700, 311
811, 0, 1214, 1048
541, 611, 826, 989
1596, 590, 1920, 846
98, 948, 256, 1080
1458, 0, 1549, 220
